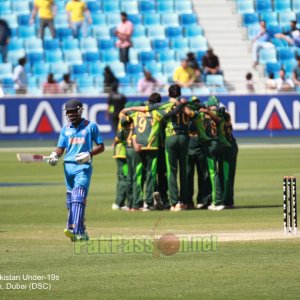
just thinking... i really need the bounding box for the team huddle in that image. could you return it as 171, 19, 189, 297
112, 84, 238, 213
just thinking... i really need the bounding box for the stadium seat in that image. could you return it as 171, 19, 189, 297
144, 62, 163, 74
266, 24, 283, 37
1, 14, 18, 30
139, 1, 155, 13
103, 1, 120, 13
50, 62, 69, 78
192, 86, 210, 95
278, 48, 295, 62
24, 38, 43, 54
206, 74, 224, 87
98, 39, 115, 50
101, 49, 119, 63
2, 78, 15, 95
265, 62, 281, 76
236, 0, 255, 13
271, 37, 289, 48
274, 0, 291, 12
143, 13, 161, 26
32, 62, 50, 76
92, 26, 110, 39
8, 38, 24, 51
293, 0, 300, 12
7, 49, 26, 65
80, 37, 98, 54
87, 1, 101, 12
157, 1, 174, 13
174, 0, 193, 13
28, 52, 44, 66
128, 14, 142, 25
278, 11, 296, 26
184, 25, 204, 38
89, 61, 106, 76
258, 47, 277, 64
260, 12, 279, 26
282, 60, 296, 76
107, 13, 121, 26
54, 14, 69, 29
133, 37, 152, 52
19, 26, 36, 39
77, 76, 95, 94
45, 50, 63, 63
57, 28, 73, 40
64, 49, 83, 65
0, 63, 13, 80
62, 38, 79, 51
180, 14, 198, 26
147, 25, 166, 39
132, 25, 146, 38
18, 14, 31, 26
0, 2, 12, 14
126, 63, 144, 76
189, 36, 208, 52
91, 13, 107, 25
162, 60, 178, 77
83, 52, 100, 63
121, 1, 138, 14
44, 38, 60, 51
170, 37, 189, 51
166, 27, 183, 39
152, 39, 169, 51
161, 13, 179, 26
255, 0, 273, 13
157, 49, 175, 62
139, 51, 156, 64
242, 13, 259, 27
109, 61, 126, 78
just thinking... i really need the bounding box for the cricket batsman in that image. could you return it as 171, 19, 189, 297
47, 99, 105, 241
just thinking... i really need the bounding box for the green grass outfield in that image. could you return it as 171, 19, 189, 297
0, 146, 300, 299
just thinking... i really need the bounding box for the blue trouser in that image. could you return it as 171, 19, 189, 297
64, 163, 92, 234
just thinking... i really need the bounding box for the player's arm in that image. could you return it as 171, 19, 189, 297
90, 143, 105, 157
200, 108, 221, 124
121, 106, 148, 114
132, 135, 142, 152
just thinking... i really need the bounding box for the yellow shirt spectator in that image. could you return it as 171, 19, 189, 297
34, 0, 55, 20
173, 60, 196, 87
66, 1, 87, 22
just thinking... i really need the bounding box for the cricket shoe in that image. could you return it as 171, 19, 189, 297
142, 202, 154, 212
120, 206, 130, 211
112, 203, 120, 210
208, 204, 225, 211
74, 232, 89, 242
153, 192, 163, 210
64, 228, 75, 242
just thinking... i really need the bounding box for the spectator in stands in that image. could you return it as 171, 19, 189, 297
0, 19, 11, 63
43, 73, 62, 94
106, 84, 127, 134
266, 73, 277, 91
202, 48, 223, 76
186, 52, 202, 83
173, 59, 196, 88
13, 57, 27, 94
275, 21, 300, 47
115, 12, 134, 65
30, 0, 57, 39
292, 56, 300, 89
245, 72, 255, 92
66, 0, 92, 38
60, 73, 76, 94
137, 70, 161, 95
252, 21, 272, 68
275, 69, 294, 92
103, 66, 119, 94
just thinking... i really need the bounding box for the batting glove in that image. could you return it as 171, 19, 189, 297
75, 152, 91, 164
48, 152, 58, 166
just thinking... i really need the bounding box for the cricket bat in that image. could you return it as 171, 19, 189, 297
16, 153, 50, 163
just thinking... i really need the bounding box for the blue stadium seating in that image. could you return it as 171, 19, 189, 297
103, 1, 120, 13
0, 63, 13, 80
157, 1, 174, 13
132, 25, 146, 38
77, 76, 95, 94
83, 52, 100, 63
44, 38, 60, 51
128, 14, 142, 25
260, 12, 279, 25
152, 39, 169, 51
121, 1, 138, 14
2, 78, 15, 94
255, 0, 273, 13
157, 49, 175, 62
87, 1, 101, 12
258, 47, 277, 64
184, 25, 204, 37
25, 38, 43, 54
278, 48, 295, 62
7, 49, 26, 65
45, 50, 63, 63
139, 51, 156, 64
80, 38, 98, 54
133, 37, 152, 52
274, 0, 291, 12
242, 13, 259, 27
278, 11, 296, 26
92, 26, 110, 39
206, 75, 224, 87
28, 52, 44, 66
143, 13, 161, 26
109, 61, 126, 78
161, 13, 179, 26
139, 1, 155, 14
0, 2, 12, 14
57, 28, 73, 40
293, 0, 300, 12
19, 26, 36, 39
32, 62, 50, 76
171, 38, 189, 51
147, 25, 166, 39
8, 38, 24, 51
98, 39, 115, 50
91, 13, 107, 25
18, 14, 31, 26
64, 50, 83, 65
180, 14, 198, 26
166, 27, 182, 39
236, 0, 255, 13
101, 49, 119, 63
174, 0, 193, 14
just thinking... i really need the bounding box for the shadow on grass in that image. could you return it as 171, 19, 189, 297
231, 205, 282, 209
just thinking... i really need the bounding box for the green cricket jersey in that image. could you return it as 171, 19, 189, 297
113, 120, 127, 159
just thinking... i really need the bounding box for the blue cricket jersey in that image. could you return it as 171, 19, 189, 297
57, 119, 103, 163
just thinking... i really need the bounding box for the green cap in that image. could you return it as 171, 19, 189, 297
189, 96, 200, 102
205, 96, 219, 107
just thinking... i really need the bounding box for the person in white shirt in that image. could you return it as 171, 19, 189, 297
275, 69, 294, 92
137, 70, 161, 95
13, 57, 27, 94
